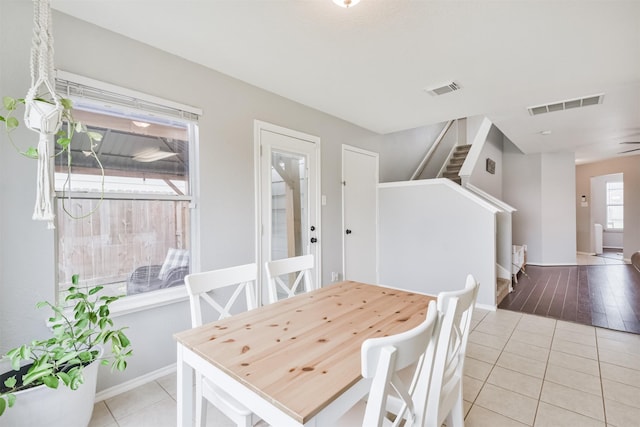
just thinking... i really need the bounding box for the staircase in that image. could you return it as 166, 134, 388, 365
442, 144, 472, 185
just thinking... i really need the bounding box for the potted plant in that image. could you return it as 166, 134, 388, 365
0, 274, 133, 426
1, 95, 105, 220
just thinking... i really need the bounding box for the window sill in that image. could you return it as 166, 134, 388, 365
110, 286, 190, 318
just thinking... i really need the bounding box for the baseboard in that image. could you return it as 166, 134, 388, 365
476, 303, 497, 312
526, 262, 579, 266
95, 363, 176, 402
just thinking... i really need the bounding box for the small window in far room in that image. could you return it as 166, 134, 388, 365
606, 181, 623, 230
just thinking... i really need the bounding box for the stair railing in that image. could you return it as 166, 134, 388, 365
409, 119, 455, 180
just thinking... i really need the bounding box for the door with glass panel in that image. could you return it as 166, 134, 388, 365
256, 121, 320, 305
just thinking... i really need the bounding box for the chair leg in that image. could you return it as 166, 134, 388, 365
195, 375, 207, 427
445, 393, 465, 427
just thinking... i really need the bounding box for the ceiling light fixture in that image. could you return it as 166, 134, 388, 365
333, 0, 360, 8
132, 120, 151, 128
133, 147, 178, 163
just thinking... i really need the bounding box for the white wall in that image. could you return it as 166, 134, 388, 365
503, 145, 576, 265
540, 153, 576, 264
378, 180, 497, 309
470, 125, 504, 199
0, 4, 384, 391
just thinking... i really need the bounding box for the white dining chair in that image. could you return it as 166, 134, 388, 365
185, 263, 261, 427
264, 254, 315, 303
424, 274, 479, 427
334, 299, 443, 427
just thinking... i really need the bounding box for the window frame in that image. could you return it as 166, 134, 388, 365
53, 72, 201, 315
605, 180, 623, 231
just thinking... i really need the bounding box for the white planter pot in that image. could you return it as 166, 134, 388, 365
24, 99, 63, 135
0, 356, 100, 427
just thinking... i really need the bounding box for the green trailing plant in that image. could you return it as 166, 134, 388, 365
0, 274, 133, 416
0, 95, 105, 219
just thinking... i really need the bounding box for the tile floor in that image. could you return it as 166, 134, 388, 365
89, 307, 640, 426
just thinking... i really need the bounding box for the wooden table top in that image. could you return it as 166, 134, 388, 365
174, 281, 435, 424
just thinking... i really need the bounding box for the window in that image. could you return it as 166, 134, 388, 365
606, 181, 623, 230
54, 73, 200, 302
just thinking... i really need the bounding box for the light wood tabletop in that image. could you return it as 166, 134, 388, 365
175, 281, 435, 426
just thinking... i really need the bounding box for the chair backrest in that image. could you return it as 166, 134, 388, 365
360, 300, 439, 427
426, 274, 479, 427
184, 263, 258, 327
264, 255, 314, 304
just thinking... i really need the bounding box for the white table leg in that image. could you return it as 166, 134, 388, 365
177, 344, 194, 427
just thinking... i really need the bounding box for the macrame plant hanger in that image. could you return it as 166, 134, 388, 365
24, 0, 63, 229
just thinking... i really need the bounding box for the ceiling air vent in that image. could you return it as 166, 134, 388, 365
425, 81, 461, 96
527, 94, 604, 116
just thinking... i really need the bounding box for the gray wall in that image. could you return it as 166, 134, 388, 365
576, 156, 640, 259
0, 4, 383, 390
503, 146, 577, 265
469, 125, 504, 199
377, 122, 448, 183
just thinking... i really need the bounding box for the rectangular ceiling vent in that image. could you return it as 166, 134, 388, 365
425, 81, 461, 96
528, 94, 604, 116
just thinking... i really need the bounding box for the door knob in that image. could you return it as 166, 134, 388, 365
310, 237, 318, 243
345, 229, 352, 234
310, 225, 315, 231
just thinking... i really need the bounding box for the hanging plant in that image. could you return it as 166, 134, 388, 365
1, 95, 105, 223
0, 0, 104, 226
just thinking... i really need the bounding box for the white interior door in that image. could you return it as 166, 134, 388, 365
342, 145, 378, 284
256, 121, 320, 304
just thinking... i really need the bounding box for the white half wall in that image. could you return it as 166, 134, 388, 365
378, 179, 497, 309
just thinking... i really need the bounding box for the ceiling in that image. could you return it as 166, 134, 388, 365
51, 0, 640, 165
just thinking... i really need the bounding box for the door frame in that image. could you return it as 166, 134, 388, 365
341, 144, 379, 283
254, 120, 322, 304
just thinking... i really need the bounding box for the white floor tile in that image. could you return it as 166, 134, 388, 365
116, 396, 177, 427
475, 383, 538, 425
534, 401, 605, 427
540, 381, 605, 421
105, 381, 172, 420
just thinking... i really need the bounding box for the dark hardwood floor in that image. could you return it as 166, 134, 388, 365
499, 263, 640, 334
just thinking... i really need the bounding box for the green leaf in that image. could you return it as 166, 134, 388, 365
6, 116, 19, 130
99, 305, 110, 318
86, 131, 103, 142
0, 397, 5, 417
23, 366, 54, 386
57, 137, 71, 149
88, 286, 103, 295
3, 96, 16, 110
23, 146, 38, 159
61, 98, 73, 110
7, 393, 16, 408
42, 375, 60, 389
4, 376, 17, 389
72, 274, 79, 285
19, 345, 31, 360
57, 372, 71, 386
117, 331, 131, 348
0, 115, 5, 122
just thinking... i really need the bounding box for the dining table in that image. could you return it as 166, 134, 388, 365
174, 280, 435, 427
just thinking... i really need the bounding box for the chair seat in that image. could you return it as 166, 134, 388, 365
203, 379, 253, 416
333, 400, 393, 427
